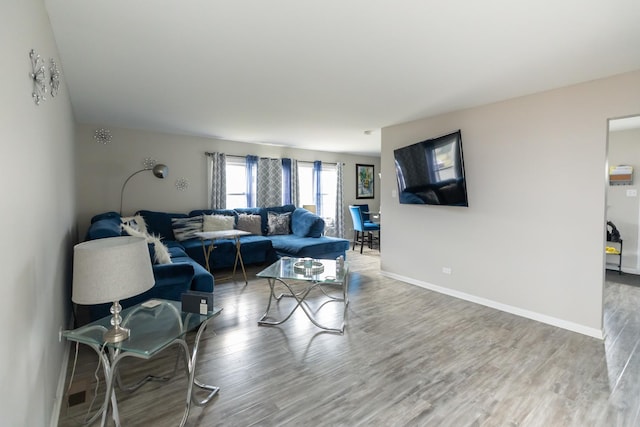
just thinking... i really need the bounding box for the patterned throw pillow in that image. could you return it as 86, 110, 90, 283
203, 214, 236, 232
171, 216, 203, 241
237, 214, 262, 235
267, 212, 291, 235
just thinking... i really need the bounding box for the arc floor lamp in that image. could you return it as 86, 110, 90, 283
119, 163, 169, 214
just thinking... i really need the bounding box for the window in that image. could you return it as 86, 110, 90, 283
298, 162, 315, 208
226, 157, 248, 208
225, 158, 337, 226
297, 161, 337, 223
320, 163, 337, 221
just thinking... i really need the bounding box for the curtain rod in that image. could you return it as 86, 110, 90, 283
205, 152, 344, 165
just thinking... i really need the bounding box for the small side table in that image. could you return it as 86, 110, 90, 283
195, 230, 250, 284
63, 300, 222, 427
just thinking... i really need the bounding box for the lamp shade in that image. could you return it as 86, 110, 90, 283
72, 236, 155, 305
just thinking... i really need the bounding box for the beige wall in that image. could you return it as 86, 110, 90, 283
75, 124, 380, 239
381, 70, 640, 337
607, 126, 640, 273
0, 0, 76, 425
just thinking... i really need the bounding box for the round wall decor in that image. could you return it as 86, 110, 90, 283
94, 128, 112, 144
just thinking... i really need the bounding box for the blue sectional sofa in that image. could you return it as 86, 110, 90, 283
85, 211, 214, 320
84, 205, 349, 318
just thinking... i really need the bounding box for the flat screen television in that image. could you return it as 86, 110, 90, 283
393, 130, 468, 206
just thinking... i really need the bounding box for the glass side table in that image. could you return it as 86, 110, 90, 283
257, 258, 349, 334
63, 299, 222, 427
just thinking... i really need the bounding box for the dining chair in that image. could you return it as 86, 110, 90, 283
348, 205, 381, 253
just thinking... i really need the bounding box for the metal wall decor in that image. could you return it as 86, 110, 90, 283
93, 128, 113, 144
49, 58, 60, 98
175, 178, 189, 191
142, 157, 157, 169
29, 49, 47, 105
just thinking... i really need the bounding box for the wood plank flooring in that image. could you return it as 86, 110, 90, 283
58, 252, 640, 426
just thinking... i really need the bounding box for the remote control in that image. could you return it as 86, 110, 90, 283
141, 299, 162, 308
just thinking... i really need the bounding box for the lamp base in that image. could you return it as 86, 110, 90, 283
103, 325, 130, 343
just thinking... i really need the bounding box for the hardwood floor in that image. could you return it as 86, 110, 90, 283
58, 251, 640, 426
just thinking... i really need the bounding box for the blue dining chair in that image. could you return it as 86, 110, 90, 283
349, 205, 381, 253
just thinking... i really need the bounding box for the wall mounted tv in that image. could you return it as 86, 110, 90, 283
393, 130, 468, 206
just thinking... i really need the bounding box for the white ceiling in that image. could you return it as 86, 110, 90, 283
45, 0, 640, 156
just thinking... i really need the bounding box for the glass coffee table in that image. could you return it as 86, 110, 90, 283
256, 257, 349, 334
63, 299, 222, 427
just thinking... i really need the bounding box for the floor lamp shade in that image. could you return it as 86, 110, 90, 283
72, 236, 154, 304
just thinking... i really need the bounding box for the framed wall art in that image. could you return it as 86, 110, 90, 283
356, 164, 374, 199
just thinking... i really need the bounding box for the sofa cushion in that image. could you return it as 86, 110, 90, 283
291, 208, 325, 238
171, 216, 203, 241
137, 210, 188, 241
86, 216, 122, 240
203, 214, 236, 232
236, 214, 262, 235
267, 235, 349, 259
181, 235, 275, 270
167, 245, 188, 258
171, 256, 214, 293
267, 211, 291, 235
90, 211, 122, 224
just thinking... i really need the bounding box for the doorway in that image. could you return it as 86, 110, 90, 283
606, 115, 640, 275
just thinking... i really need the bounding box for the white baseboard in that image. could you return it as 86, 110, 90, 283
380, 270, 604, 340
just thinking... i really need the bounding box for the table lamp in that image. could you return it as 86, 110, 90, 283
72, 236, 155, 343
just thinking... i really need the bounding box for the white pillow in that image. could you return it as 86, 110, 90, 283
121, 223, 172, 265
121, 214, 148, 234
203, 214, 235, 232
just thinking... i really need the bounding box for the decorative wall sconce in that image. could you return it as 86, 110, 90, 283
94, 128, 112, 145
29, 49, 47, 105
175, 178, 189, 191
49, 58, 60, 98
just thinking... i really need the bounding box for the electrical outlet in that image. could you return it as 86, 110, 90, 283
442, 267, 452, 275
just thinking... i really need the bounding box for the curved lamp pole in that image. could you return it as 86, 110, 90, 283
119, 163, 168, 214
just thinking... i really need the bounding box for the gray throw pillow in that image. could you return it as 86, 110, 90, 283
267, 212, 291, 235
237, 214, 262, 235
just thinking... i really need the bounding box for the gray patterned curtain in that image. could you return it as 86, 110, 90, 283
257, 158, 282, 207
333, 162, 345, 238
206, 152, 226, 209
290, 159, 299, 206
